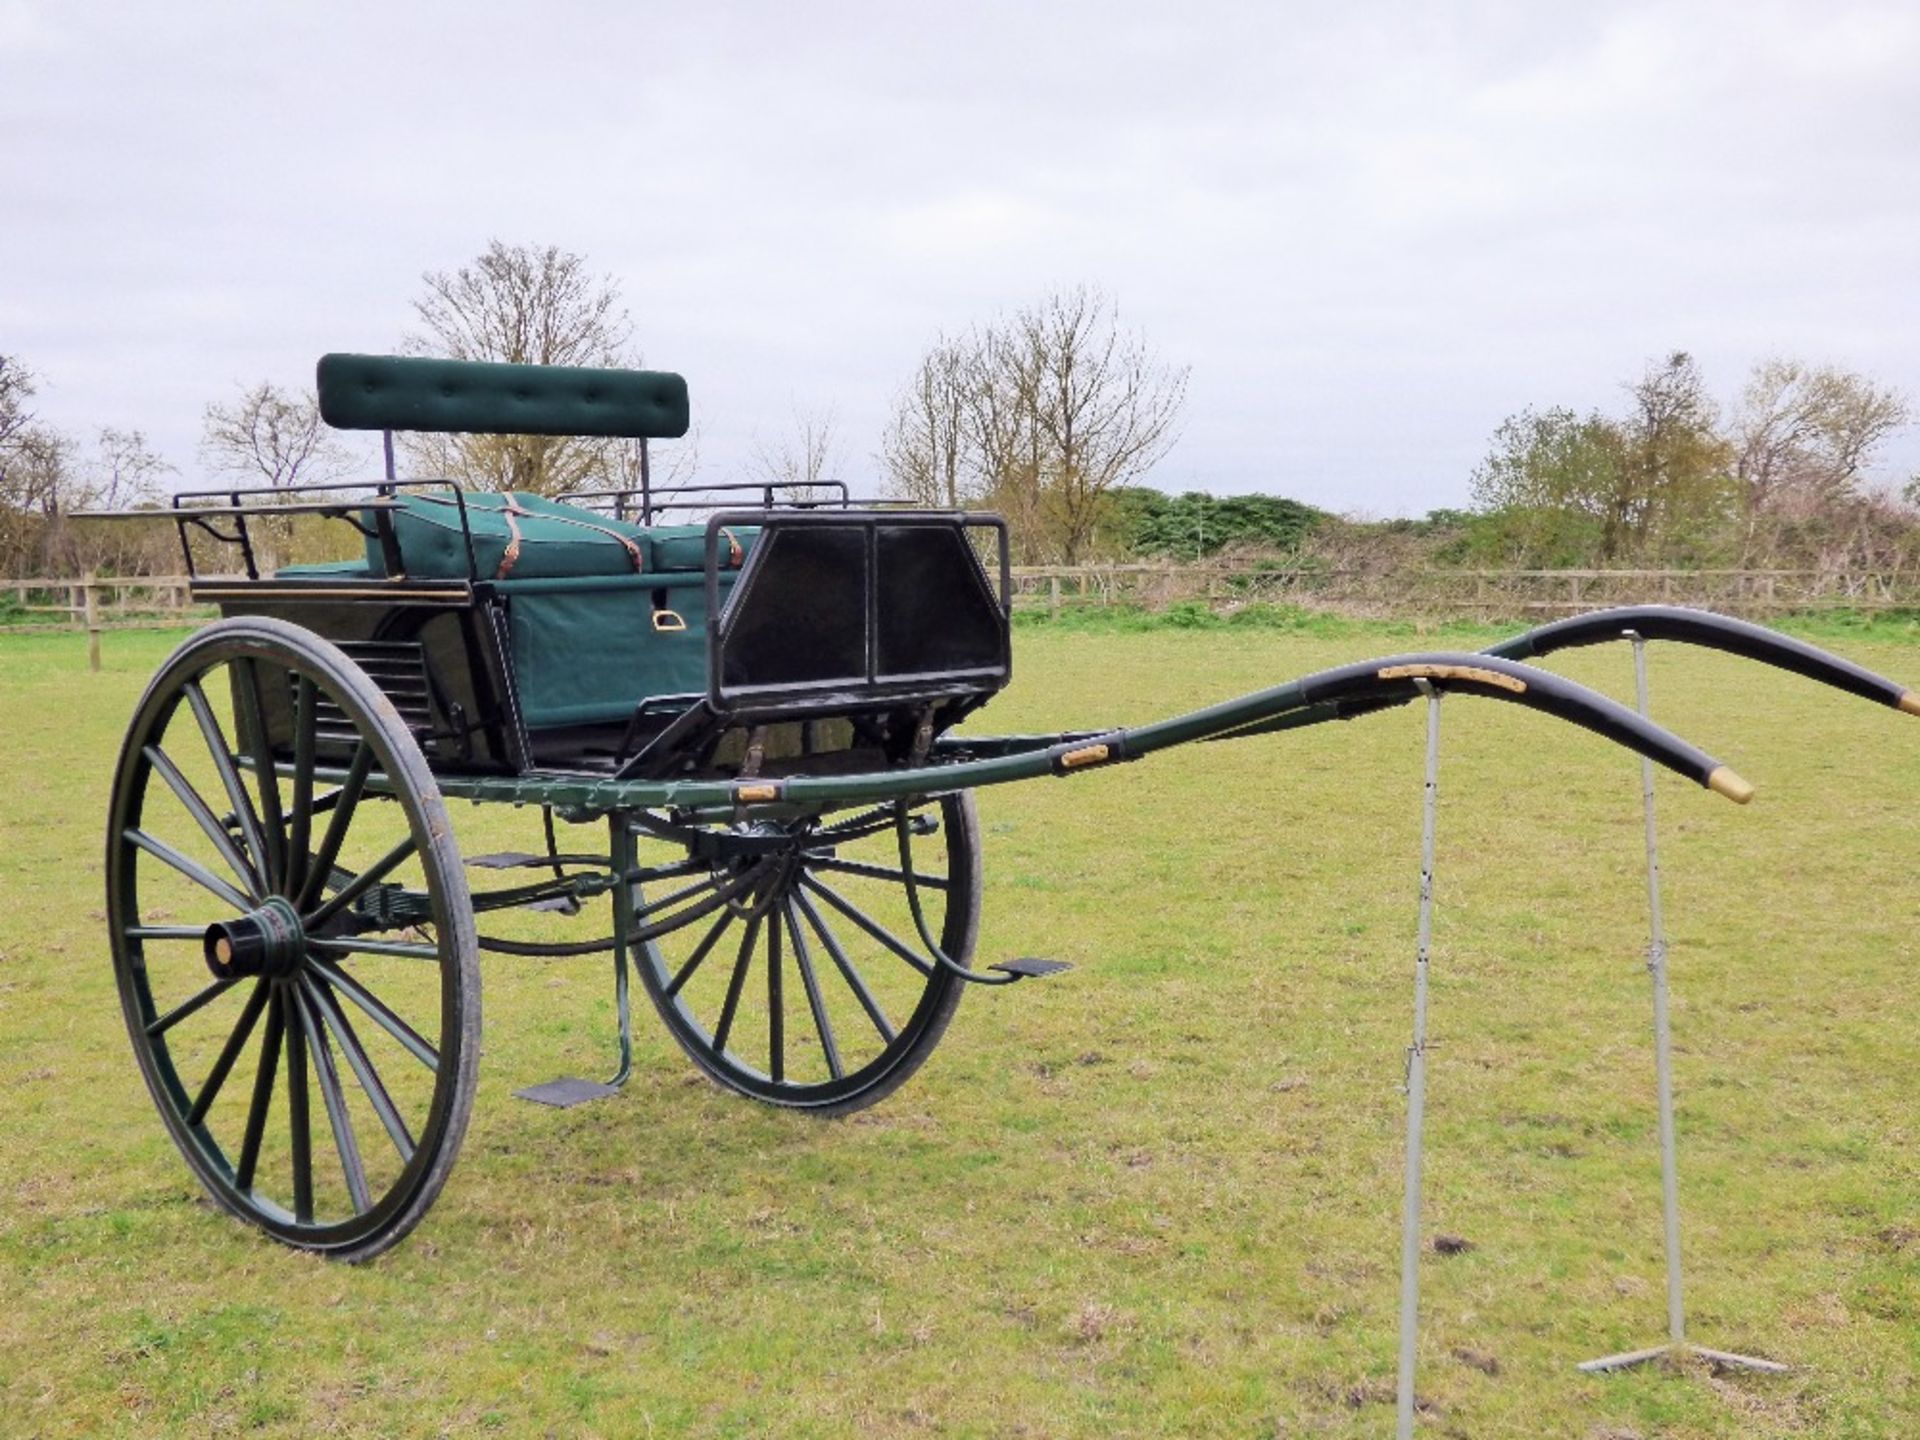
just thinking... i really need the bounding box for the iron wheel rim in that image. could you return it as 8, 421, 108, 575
106, 619, 478, 1258
632, 792, 980, 1111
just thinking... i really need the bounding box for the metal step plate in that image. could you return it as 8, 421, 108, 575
515, 1077, 622, 1108
990, 957, 1073, 980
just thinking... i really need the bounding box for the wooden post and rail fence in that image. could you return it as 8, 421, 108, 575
1008, 563, 1920, 622
6, 566, 1919, 672
3, 574, 211, 671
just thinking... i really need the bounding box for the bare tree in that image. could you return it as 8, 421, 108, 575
87, 427, 172, 509
1733, 359, 1909, 515
881, 338, 974, 508
880, 288, 1189, 561
201, 382, 351, 491
0, 426, 67, 521
607, 425, 701, 507
0, 355, 42, 557
754, 407, 839, 503
0, 354, 35, 456
71, 428, 173, 573
962, 321, 1049, 546
0, 426, 68, 574
1013, 287, 1188, 563
401, 240, 639, 494
0, 424, 171, 574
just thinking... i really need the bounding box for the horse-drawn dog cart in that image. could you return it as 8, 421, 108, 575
90, 354, 1920, 1260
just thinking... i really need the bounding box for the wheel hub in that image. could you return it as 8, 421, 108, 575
203, 896, 306, 980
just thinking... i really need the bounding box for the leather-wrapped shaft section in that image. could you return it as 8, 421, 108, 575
1484, 604, 1916, 712
1217, 604, 1920, 745
1188, 651, 1739, 797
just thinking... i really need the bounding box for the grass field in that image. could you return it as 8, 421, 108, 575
2, 619, 1916, 1438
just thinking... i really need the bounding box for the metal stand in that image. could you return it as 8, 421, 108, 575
514, 816, 638, 1108
1397, 684, 1442, 1439
1578, 636, 1786, 1376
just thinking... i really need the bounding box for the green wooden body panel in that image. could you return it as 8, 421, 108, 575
500, 573, 734, 728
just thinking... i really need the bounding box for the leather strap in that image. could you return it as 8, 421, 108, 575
497, 503, 525, 579
407, 492, 646, 579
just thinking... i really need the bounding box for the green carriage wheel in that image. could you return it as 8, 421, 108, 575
106, 617, 480, 1261
630, 792, 981, 1114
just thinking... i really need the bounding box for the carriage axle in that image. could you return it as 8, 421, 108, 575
202, 897, 305, 980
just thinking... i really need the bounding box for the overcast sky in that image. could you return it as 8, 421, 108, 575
4, 0, 1917, 515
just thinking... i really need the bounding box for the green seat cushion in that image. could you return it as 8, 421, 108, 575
373, 491, 651, 581
276, 558, 375, 579
648, 523, 761, 572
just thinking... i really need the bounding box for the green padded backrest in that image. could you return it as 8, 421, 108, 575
316, 353, 689, 439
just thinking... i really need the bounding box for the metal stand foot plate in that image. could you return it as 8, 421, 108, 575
1579, 1343, 1789, 1375
516, 1077, 622, 1108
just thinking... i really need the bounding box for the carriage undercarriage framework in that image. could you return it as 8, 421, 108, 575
87, 353, 1920, 1270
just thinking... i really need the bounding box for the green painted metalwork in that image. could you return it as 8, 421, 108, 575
313, 646, 1731, 820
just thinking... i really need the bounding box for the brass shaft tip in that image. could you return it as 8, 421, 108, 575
1707, 766, 1754, 804
1898, 691, 1920, 717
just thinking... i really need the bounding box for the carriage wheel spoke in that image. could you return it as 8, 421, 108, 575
146, 976, 239, 1038
711, 915, 762, 1055
784, 900, 843, 1079
297, 743, 373, 911
125, 828, 253, 913
811, 798, 939, 845
665, 909, 734, 997
285, 675, 317, 901
802, 856, 948, 892
630, 857, 711, 885
635, 872, 726, 921
798, 875, 935, 978
767, 905, 785, 1083
185, 979, 270, 1125
233, 659, 287, 893
284, 984, 314, 1222
305, 976, 415, 1162
183, 678, 270, 895
630, 860, 773, 944
305, 835, 418, 930
296, 983, 372, 1214
308, 958, 439, 1072
115, 626, 481, 1259
143, 744, 262, 899
307, 936, 440, 961
234, 987, 285, 1191
126, 924, 210, 941
793, 889, 896, 1044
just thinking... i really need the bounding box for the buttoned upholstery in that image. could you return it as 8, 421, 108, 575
316, 353, 689, 439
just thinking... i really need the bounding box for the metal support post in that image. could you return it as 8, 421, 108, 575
510, 816, 637, 1108
1578, 635, 1786, 1375
605, 813, 637, 1089
1397, 682, 1441, 1439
